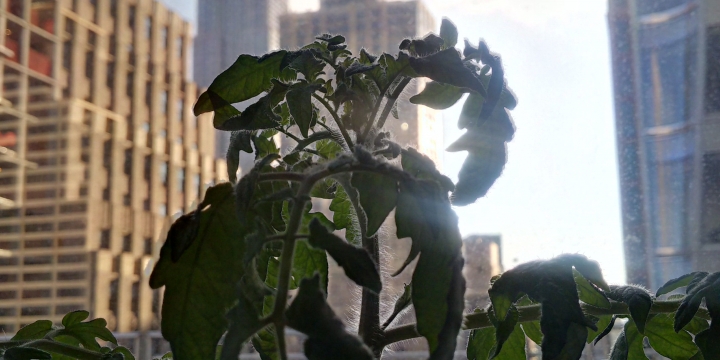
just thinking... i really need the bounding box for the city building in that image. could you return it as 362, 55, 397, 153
193, 0, 287, 160
608, 0, 720, 288
0, 0, 224, 356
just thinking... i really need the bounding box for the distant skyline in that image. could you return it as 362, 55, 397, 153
162, 0, 625, 284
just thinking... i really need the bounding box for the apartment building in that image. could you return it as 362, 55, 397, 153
0, 0, 223, 350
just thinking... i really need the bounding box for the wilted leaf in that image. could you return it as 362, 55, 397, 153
149, 183, 248, 360
607, 285, 653, 334
407, 48, 486, 96
308, 219, 381, 293
351, 171, 397, 237
286, 275, 373, 360
409, 81, 465, 110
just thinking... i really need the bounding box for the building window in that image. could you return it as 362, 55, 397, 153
126, 72, 134, 97
58, 254, 87, 264
25, 239, 53, 248
59, 220, 86, 231
57, 288, 85, 297
0, 274, 18, 282
22, 289, 51, 299
56, 304, 83, 315
144, 237, 153, 255
177, 169, 185, 191
123, 235, 132, 252
158, 204, 167, 217
161, 27, 168, 48
160, 161, 168, 185
58, 237, 85, 247
24, 273, 52, 282
702, 153, 720, 243
100, 230, 110, 249
24, 256, 52, 265
57, 271, 86, 281
0, 291, 17, 299
25, 223, 54, 233
145, 17, 152, 39
160, 90, 168, 114
21, 306, 50, 316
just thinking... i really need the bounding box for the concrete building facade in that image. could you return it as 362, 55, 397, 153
0, 0, 223, 354
608, 0, 720, 288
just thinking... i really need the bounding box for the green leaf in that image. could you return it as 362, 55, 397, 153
316, 138, 343, 159
573, 268, 611, 309
401, 147, 454, 193
351, 171, 397, 236
382, 283, 413, 329
287, 83, 322, 137
220, 294, 264, 360
553, 323, 589, 360
695, 323, 720, 359
308, 219, 381, 293
11, 320, 53, 340
439, 18, 459, 48
226, 130, 254, 182
493, 324, 526, 360
62, 310, 90, 327
645, 314, 699, 359
407, 48, 487, 96
521, 321, 543, 345
607, 285, 653, 334
458, 92, 484, 129
489, 306, 520, 358
409, 81, 465, 110
149, 183, 249, 360
283, 49, 326, 81
252, 130, 280, 160
286, 275, 373, 360
329, 184, 361, 246
2, 348, 52, 360
616, 321, 649, 360
675, 272, 720, 332
288, 131, 335, 156
194, 51, 295, 116
109, 346, 136, 360
657, 272, 708, 297
61, 317, 117, 351
218, 93, 281, 131
316, 34, 345, 45
682, 316, 710, 335
467, 326, 495, 360
395, 178, 465, 357
586, 315, 613, 344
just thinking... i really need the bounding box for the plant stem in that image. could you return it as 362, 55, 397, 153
359, 233, 383, 357
258, 172, 306, 183
312, 93, 354, 149
380, 299, 711, 347
265, 234, 309, 241
376, 77, 411, 130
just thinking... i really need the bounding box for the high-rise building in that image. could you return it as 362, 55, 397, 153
608, 0, 720, 288
0, 0, 223, 355
193, 0, 288, 160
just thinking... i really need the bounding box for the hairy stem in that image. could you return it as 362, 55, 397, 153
359, 234, 383, 357
380, 299, 712, 347
376, 77, 412, 130
312, 93, 354, 149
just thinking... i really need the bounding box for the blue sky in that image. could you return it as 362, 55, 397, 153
163, 0, 626, 284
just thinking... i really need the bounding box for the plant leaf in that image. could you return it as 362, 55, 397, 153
401, 147, 454, 193
645, 314, 699, 359
194, 51, 295, 116
587, 315, 614, 344
489, 306, 520, 358
283, 49, 326, 81
308, 218, 381, 293
395, 178, 465, 357
467, 326, 495, 360
109, 346, 136, 360
573, 268, 611, 309
382, 283, 413, 329
675, 272, 720, 332
61, 317, 117, 351
656, 272, 708, 297
286, 275, 373, 360
287, 83, 322, 137
3, 348, 52, 360
407, 48, 486, 96
409, 81, 465, 110
220, 293, 264, 360
351, 171, 398, 237
226, 130, 255, 182
607, 285, 653, 334
11, 320, 53, 340
439, 18, 459, 48
521, 321, 543, 345
458, 92, 484, 129
149, 183, 248, 360
694, 323, 720, 359
219, 93, 281, 131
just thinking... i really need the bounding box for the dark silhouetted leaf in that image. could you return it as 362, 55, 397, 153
3, 348, 52, 360
401, 147, 454, 193
439, 18, 458, 48
109, 346, 135, 360
218, 94, 281, 131
645, 314, 699, 359
409, 81, 465, 110
382, 283, 412, 329
573, 268, 611, 309
675, 272, 720, 332
308, 219, 381, 293
607, 285, 652, 334
408, 48, 486, 96
150, 183, 248, 360
283, 49, 326, 81
351, 171, 397, 237
694, 323, 720, 359
286, 275, 373, 360
227, 130, 254, 182
656, 272, 708, 297
11, 320, 53, 341
395, 178, 465, 358
316, 34, 345, 45
588, 315, 614, 344
611, 320, 648, 360
220, 293, 264, 360
287, 83, 322, 137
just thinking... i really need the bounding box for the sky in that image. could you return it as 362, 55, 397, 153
162, 0, 626, 285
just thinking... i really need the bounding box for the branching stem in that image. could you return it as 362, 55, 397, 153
380, 299, 711, 347
376, 77, 412, 130
312, 93, 354, 149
